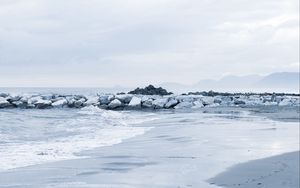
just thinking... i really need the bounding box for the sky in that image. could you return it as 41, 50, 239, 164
0, 0, 299, 87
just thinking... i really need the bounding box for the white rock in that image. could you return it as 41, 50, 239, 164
6, 94, 21, 102
11, 100, 25, 107
28, 96, 42, 104
141, 95, 151, 102
116, 94, 132, 104
128, 96, 141, 107
35, 99, 52, 109
152, 98, 168, 109
292, 98, 300, 106
108, 99, 123, 109
234, 99, 246, 105
108, 95, 115, 101
192, 100, 204, 108
165, 99, 178, 108
52, 99, 68, 107
174, 101, 193, 109
175, 95, 196, 102
0, 97, 10, 108
85, 96, 99, 106
0, 93, 9, 98
142, 99, 153, 108
98, 95, 110, 105
74, 98, 86, 108
278, 98, 292, 106
201, 96, 214, 105
20, 96, 30, 103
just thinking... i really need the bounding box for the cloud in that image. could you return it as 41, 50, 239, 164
0, 0, 298, 87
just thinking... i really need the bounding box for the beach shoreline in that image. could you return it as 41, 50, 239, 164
0, 107, 299, 188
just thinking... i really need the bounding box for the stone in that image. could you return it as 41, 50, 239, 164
85, 96, 100, 106
6, 95, 21, 102
35, 99, 52, 109
41, 94, 54, 100
152, 98, 169, 109
0, 93, 9, 98
192, 100, 204, 108
175, 95, 194, 102
66, 97, 76, 107
12, 101, 27, 108
52, 99, 68, 107
174, 101, 193, 109
165, 99, 178, 108
128, 96, 142, 108
116, 94, 133, 104
142, 99, 154, 108
128, 85, 173, 96
0, 97, 11, 108
234, 100, 246, 105
108, 95, 115, 101
28, 96, 42, 104
278, 98, 292, 106
108, 99, 123, 109
201, 97, 214, 106
99, 95, 110, 105
213, 98, 222, 104
74, 95, 86, 101
74, 98, 86, 108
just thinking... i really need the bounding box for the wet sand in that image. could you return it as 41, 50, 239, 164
0, 107, 299, 188
209, 151, 299, 188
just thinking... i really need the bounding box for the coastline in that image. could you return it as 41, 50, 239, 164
0, 107, 299, 188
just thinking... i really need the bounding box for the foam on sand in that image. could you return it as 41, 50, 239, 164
0, 107, 154, 171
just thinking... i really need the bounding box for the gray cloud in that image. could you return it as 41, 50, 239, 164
0, 0, 299, 87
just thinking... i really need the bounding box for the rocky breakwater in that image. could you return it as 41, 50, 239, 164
0, 86, 299, 110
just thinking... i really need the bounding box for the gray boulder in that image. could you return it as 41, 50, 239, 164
99, 95, 111, 105
35, 99, 52, 109
142, 99, 154, 108
0, 93, 9, 98
108, 99, 123, 109
0, 97, 11, 108
128, 96, 142, 108
174, 101, 193, 109
11, 101, 27, 108
52, 99, 68, 108
152, 98, 169, 109
85, 96, 100, 106
165, 99, 178, 108
74, 98, 86, 108
128, 85, 172, 96
116, 94, 133, 104
234, 99, 246, 105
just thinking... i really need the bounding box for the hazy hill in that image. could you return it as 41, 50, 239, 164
160, 72, 299, 93
256, 72, 299, 88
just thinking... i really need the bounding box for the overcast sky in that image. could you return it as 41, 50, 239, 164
0, 0, 299, 87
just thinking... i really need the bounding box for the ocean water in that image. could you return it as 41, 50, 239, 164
0, 106, 156, 171
0, 104, 299, 188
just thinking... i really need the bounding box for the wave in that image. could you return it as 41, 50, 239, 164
0, 107, 155, 170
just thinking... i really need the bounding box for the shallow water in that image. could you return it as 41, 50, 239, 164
0, 107, 156, 170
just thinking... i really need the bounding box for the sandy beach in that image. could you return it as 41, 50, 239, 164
210, 151, 299, 188
0, 107, 299, 188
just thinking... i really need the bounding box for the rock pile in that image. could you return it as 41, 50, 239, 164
0, 92, 299, 110
128, 85, 173, 96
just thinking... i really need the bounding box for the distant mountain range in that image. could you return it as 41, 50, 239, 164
160, 72, 300, 93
